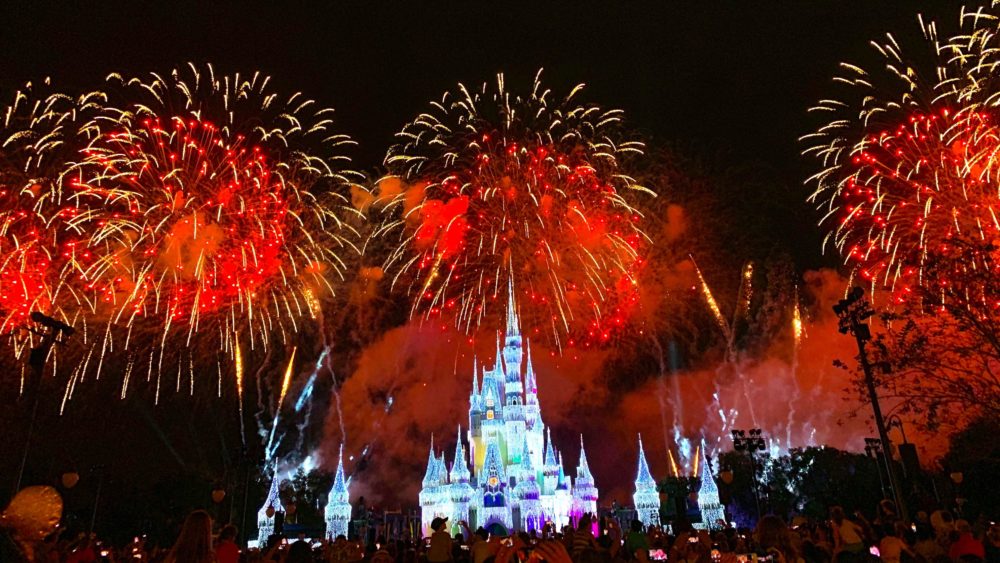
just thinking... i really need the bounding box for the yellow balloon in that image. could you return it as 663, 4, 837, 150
2, 486, 63, 542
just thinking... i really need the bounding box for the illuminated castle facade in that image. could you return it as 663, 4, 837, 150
419, 297, 599, 536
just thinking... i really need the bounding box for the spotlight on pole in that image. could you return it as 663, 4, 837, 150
833, 287, 908, 521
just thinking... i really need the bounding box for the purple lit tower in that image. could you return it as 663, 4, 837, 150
419, 293, 597, 535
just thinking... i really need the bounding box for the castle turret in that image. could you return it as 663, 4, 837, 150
553, 452, 573, 530
514, 437, 543, 532
542, 428, 559, 492
325, 445, 352, 539
696, 441, 726, 530
256, 467, 284, 544
450, 427, 475, 533
420, 441, 451, 536
633, 434, 660, 528
523, 340, 545, 471
572, 437, 598, 525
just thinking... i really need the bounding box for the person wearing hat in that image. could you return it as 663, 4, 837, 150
428, 517, 453, 563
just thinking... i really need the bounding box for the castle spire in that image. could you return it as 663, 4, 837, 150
636, 434, 655, 486
421, 439, 437, 487
633, 434, 660, 527
450, 426, 472, 482
544, 428, 557, 466
578, 435, 592, 479
524, 339, 538, 403
473, 357, 479, 395
437, 451, 448, 484
495, 335, 505, 375
332, 444, 348, 494
506, 278, 519, 336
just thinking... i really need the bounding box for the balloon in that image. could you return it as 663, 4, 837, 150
1, 486, 63, 553
61, 472, 80, 489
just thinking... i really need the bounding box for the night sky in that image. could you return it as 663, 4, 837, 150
2, 3, 960, 180
0, 0, 966, 523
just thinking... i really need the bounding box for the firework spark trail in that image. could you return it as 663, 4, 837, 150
786, 293, 804, 447
803, 8, 1000, 302
235, 339, 246, 447
692, 257, 732, 351
266, 347, 297, 457
692, 257, 760, 429
379, 69, 652, 351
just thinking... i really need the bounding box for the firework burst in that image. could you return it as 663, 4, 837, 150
802, 9, 1000, 301
63, 63, 363, 384
378, 70, 651, 350
0, 79, 103, 349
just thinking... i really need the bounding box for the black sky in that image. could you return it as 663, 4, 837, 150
2, 2, 962, 180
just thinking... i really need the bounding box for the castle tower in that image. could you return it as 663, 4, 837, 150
449, 427, 475, 533
572, 437, 598, 525
696, 442, 726, 530
420, 441, 451, 536
480, 442, 513, 530
478, 359, 505, 471
256, 467, 284, 544
514, 437, 543, 532
325, 445, 352, 540
633, 434, 661, 528
523, 340, 545, 470
542, 428, 559, 495
553, 452, 573, 530
502, 290, 527, 471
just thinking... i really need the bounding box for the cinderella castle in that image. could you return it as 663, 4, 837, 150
419, 296, 598, 536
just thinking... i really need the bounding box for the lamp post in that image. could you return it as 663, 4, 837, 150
731, 428, 765, 521
834, 287, 908, 521
15, 312, 75, 494
885, 415, 909, 444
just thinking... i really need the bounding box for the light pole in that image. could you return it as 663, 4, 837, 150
834, 287, 908, 521
731, 428, 765, 521
15, 312, 75, 494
